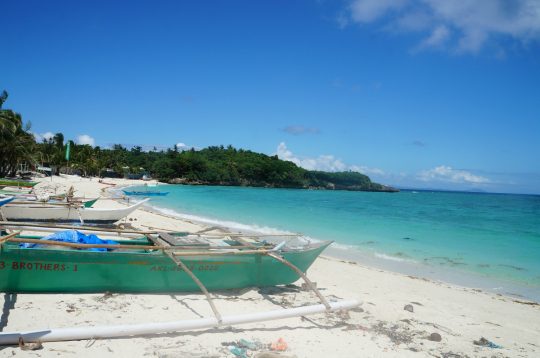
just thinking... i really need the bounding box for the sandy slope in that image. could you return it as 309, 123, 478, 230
0, 175, 538, 357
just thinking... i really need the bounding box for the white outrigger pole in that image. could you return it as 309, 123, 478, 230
0, 300, 361, 345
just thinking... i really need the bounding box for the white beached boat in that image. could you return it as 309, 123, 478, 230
0, 198, 149, 224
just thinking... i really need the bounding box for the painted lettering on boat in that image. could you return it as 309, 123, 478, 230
0, 262, 220, 273
149, 265, 219, 272
1, 261, 69, 271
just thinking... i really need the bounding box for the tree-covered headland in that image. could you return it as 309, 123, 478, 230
0, 91, 398, 192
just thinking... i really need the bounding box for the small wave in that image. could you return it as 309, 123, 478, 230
375, 253, 417, 263
375, 253, 406, 262
329, 242, 365, 251
145, 204, 318, 243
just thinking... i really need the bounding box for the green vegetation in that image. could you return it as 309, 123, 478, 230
1, 90, 389, 191
127, 144, 383, 190
0, 91, 36, 177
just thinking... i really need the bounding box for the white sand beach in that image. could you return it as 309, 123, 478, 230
1, 176, 539, 357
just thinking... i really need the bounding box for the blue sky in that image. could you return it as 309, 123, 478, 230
2, 0, 539, 194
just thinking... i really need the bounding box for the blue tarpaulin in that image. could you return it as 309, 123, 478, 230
19, 230, 120, 252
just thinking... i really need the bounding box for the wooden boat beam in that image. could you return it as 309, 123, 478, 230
0, 221, 302, 237
0, 210, 9, 234
145, 234, 223, 323
76, 207, 85, 225
233, 237, 330, 309
0, 209, 7, 223
266, 252, 331, 309
0, 231, 22, 244
5, 237, 274, 253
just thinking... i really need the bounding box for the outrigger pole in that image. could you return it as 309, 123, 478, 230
145, 233, 223, 323
233, 237, 331, 309
0, 300, 361, 345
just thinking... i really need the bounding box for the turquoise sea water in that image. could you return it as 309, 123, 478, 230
119, 185, 540, 301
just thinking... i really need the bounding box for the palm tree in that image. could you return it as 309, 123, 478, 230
45, 133, 66, 175
53, 133, 64, 151
38, 137, 58, 167
0, 91, 8, 109
0, 110, 36, 177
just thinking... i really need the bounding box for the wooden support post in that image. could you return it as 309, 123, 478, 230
76, 207, 85, 225
145, 234, 222, 323
0, 209, 9, 234
265, 252, 331, 310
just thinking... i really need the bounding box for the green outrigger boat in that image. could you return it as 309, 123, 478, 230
0, 223, 360, 346
0, 226, 332, 294
0, 179, 40, 188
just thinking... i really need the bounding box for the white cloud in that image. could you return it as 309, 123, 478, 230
349, 0, 407, 23
281, 126, 320, 135
31, 131, 54, 142
349, 165, 389, 176
275, 142, 346, 171
343, 0, 540, 53
76, 134, 95, 147
274, 142, 386, 174
421, 25, 451, 47
270, 144, 518, 191
176, 143, 201, 151
415, 165, 491, 183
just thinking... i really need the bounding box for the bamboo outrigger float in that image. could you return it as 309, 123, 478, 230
0, 221, 361, 344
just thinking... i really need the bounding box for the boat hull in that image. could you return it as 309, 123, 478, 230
0, 197, 17, 207
0, 238, 332, 293
0, 180, 39, 188
1, 199, 148, 224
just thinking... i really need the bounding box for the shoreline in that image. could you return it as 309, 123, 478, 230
1, 175, 537, 357
109, 183, 540, 304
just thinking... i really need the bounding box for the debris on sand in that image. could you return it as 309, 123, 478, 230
473, 337, 502, 348
429, 333, 442, 342
19, 337, 42, 351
